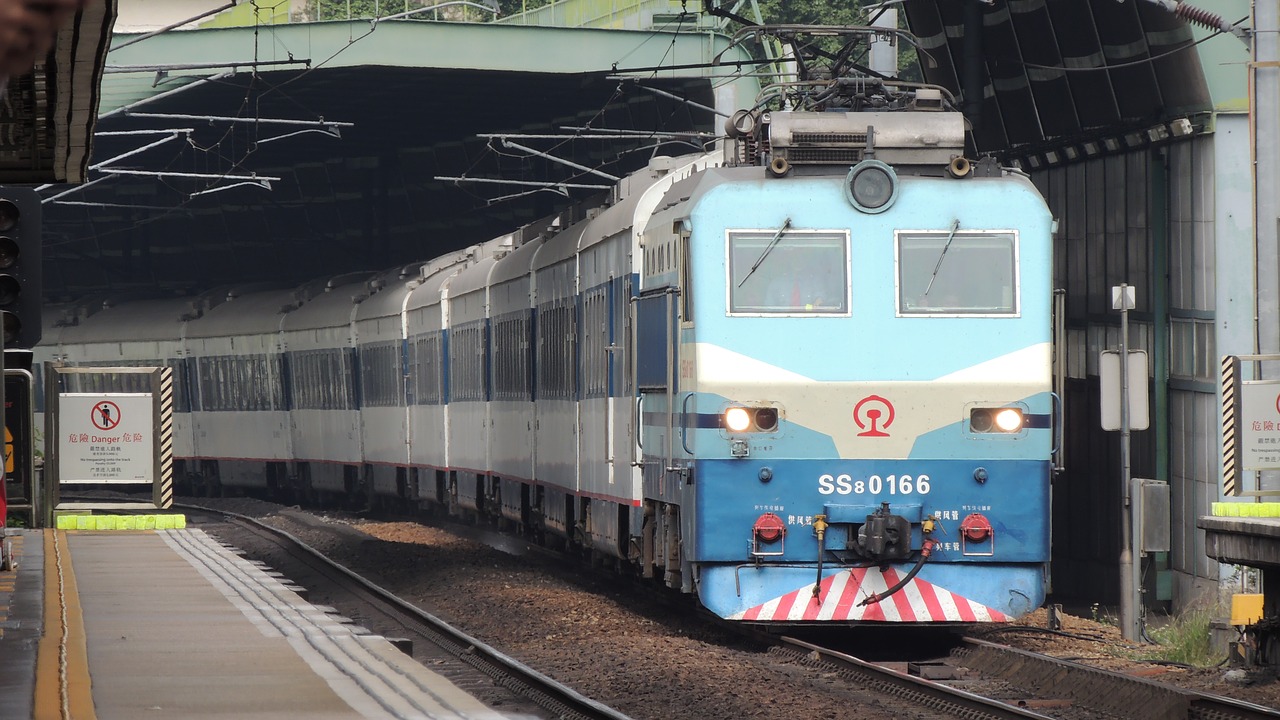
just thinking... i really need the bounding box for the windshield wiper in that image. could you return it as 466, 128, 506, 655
737, 217, 792, 288
922, 218, 961, 298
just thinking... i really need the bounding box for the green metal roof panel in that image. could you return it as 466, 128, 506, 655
107, 20, 756, 79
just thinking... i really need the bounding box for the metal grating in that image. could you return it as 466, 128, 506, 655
791, 132, 867, 145
782, 147, 864, 164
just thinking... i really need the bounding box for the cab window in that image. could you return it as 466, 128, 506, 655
727, 229, 849, 315
897, 230, 1018, 315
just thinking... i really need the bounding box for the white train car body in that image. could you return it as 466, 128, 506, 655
281, 278, 365, 494
185, 289, 293, 492
355, 270, 419, 498
487, 238, 541, 523
405, 266, 459, 482
531, 223, 582, 537
445, 256, 498, 510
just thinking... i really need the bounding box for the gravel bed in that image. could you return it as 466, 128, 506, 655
191, 496, 1280, 718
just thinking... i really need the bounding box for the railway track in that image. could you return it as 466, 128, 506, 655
952, 637, 1280, 720
333, 503, 1280, 720
180, 503, 633, 720
773, 635, 1055, 720
768, 633, 1280, 720
191, 500, 1070, 720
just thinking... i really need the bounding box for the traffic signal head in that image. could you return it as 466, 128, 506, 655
0, 188, 40, 349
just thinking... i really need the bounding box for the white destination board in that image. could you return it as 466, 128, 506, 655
1241, 381, 1280, 471
58, 393, 155, 484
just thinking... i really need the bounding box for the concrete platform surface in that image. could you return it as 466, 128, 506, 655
1, 528, 536, 719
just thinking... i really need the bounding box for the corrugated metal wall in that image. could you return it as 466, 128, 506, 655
1166, 137, 1225, 599
1031, 135, 1218, 608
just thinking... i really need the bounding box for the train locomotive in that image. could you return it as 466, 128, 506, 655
40, 27, 1057, 625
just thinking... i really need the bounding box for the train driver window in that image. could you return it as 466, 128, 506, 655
727, 229, 849, 315
896, 230, 1018, 316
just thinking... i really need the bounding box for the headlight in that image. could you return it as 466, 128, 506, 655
994, 408, 1024, 432
723, 406, 781, 433
970, 407, 1024, 434
725, 407, 752, 432
844, 159, 898, 214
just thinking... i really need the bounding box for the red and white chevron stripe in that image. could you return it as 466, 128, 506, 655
729, 567, 1010, 622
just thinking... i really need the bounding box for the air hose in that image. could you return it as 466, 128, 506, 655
812, 514, 828, 599
858, 537, 938, 607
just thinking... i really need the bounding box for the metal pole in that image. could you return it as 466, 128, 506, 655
1116, 283, 1140, 641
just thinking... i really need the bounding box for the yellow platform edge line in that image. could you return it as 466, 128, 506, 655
54, 514, 187, 531
1211, 502, 1280, 517
34, 530, 97, 720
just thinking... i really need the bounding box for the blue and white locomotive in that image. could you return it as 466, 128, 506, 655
40, 32, 1056, 625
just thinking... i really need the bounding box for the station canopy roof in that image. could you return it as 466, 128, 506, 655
29, 0, 1238, 302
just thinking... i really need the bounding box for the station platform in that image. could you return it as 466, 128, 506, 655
1200, 515, 1280, 569
0, 526, 523, 719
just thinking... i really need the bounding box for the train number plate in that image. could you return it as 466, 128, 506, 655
818, 473, 932, 496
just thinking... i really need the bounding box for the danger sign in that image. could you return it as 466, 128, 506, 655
1241, 381, 1280, 471
59, 393, 154, 484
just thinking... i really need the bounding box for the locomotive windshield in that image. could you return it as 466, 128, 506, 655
896, 230, 1018, 316
727, 229, 850, 315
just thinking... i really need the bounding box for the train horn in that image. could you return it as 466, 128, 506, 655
947, 156, 972, 179
768, 156, 791, 178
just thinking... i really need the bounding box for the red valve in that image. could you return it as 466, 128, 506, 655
960, 512, 992, 543
753, 512, 786, 543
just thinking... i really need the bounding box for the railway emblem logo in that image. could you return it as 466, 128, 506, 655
853, 395, 894, 437
92, 401, 122, 431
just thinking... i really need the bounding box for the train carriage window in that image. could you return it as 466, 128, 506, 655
679, 234, 693, 322
727, 230, 850, 315
582, 288, 608, 399
536, 299, 576, 400
412, 333, 444, 405
377, 341, 397, 405
493, 311, 532, 402
897, 230, 1018, 316
448, 322, 488, 402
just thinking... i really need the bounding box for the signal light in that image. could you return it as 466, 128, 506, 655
0, 199, 18, 232
0, 189, 41, 349
969, 407, 1024, 434
0, 237, 16, 268
724, 407, 752, 432
722, 405, 782, 433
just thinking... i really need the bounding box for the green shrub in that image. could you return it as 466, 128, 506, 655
1144, 602, 1220, 667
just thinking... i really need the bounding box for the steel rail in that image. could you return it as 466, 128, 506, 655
779, 635, 1055, 720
